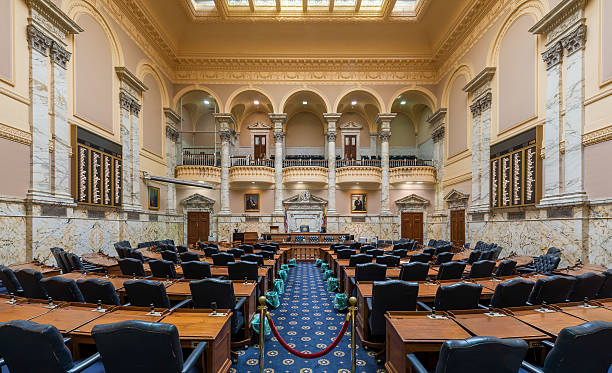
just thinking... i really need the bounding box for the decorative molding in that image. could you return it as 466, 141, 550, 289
542, 42, 564, 70
214, 113, 236, 129
561, 24, 586, 56
27, 0, 82, 46
529, 0, 587, 46
175, 165, 221, 184
27, 25, 52, 56
336, 166, 381, 185
463, 67, 495, 95
444, 189, 470, 210
470, 101, 482, 117
582, 125, 612, 147
119, 92, 133, 111
269, 113, 288, 123
274, 131, 286, 142
283, 166, 328, 184
432, 125, 445, 143
50, 42, 71, 69
323, 113, 342, 122
379, 131, 391, 142
395, 193, 430, 210
0, 124, 32, 146
247, 122, 272, 130
115, 67, 148, 95
389, 166, 436, 184
180, 193, 216, 211
229, 166, 275, 184
165, 125, 179, 141
219, 129, 232, 142
326, 132, 337, 142
164, 108, 181, 126
376, 113, 397, 124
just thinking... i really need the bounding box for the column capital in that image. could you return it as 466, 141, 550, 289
273, 131, 285, 142
470, 101, 482, 117
326, 132, 337, 142
219, 128, 232, 142
130, 102, 141, 117
50, 42, 70, 69
213, 113, 236, 128
379, 130, 391, 142
542, 42, 564, 70
268, 113, 288, 123
115, 67, 148, 99
376, 113, 397, 125
166, 125, 179, 142
432, 126, 445, 143
562, 24, 587, 56
27, 25, 52, 56
119, 91, 133, 111
478, 92, 492, 112
323, 113, 342, 122
164, 108, 181, 126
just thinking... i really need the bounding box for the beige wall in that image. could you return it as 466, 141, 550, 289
285, 111, 324, 147
230, 189, 274, 214
239, 111, 272, 147
584, 140, 612, 199
0, 138, 29, 198
447, 75, 468, 157
390, 113, 417, 147
603, 0, 612, 83
338, 112, 371, 147
142, 74, 163, 156
74, 14, 113, 133
0, 0, 12, 83
336, 189, 381, 215
498, 15, 537, 133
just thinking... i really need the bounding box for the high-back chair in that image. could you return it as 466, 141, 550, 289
127, 249, 146, 263
40, 277, 85, 303
92, 320, 206, 373
76, 278, 120, 306
160, 250, 179, 264
0, 265, 23, 296
123, 279, 171, 308
468, 260, 496, 279
399, 262, 429, 282
0, 320, 102, 373
14, 269, 48, 299
258, 250, 275, 260
238, 244, 254, 254
50, 247, 70, 274
466, 250, 482, 265
369, 280, 418, 339
148, 259, 178, 279
180, 261, 212, 280
204, 246, 220, 257
227, 248, 245, 259
212, 252, 235, 266
598, 269, 612, 298
337, 249, 357, 260
179, 251, 200, 263
489, 278, 534, 308
348, 254, 373, 267
409, 253, 432, 263
228, 261, 259, 281
118, 258, 146, 277
437, 261, 467, 281
242, 254, 264, 266
355, 263, 387, 282
433, 282, 483, 311
190, 278, 245, 340
391, 248, 408, 258
527, 275, 576, 305
406, 336, 528, 373
495, 260, 517, 277
566, 272, 606, 301
366, 249, 385, 258
434, 252, 454, 265
376, 255, 400, 267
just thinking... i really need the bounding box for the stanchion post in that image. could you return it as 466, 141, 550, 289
258, 296, 267, 373
349, 296, 357, 373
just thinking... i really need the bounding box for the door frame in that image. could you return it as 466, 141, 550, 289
344, 134, 357, 160
253, 134, 266, 160
181, 193, 216, 243
248, 122, 272, 160
444, 189, 470, 245
339, 121, 362, 161
395, 193, 430, 243
400, 211, 425, 243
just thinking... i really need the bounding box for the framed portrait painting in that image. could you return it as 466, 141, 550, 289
148, 186, 160, 210
245, 193, 260, 212
351, 193, 367, 213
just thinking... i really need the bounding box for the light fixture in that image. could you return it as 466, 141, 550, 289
251, 181, 255, 184
302, 101, 308, 105
351, 100, 357, 106
298, 181, 303, 184
400, 100, 407, 105
203, 100, 210, 105
253, 100, 260, 105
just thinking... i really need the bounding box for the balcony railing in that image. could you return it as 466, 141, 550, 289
390, 159, 434, 168
182, 149, 217, 166
230, 156, 274, 168
282, 159, 328, 168
336, 159, 382, 168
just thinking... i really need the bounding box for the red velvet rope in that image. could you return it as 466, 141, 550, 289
266, 312, 350, 359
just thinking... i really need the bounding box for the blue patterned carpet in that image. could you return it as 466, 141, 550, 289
231, 262, 384, 373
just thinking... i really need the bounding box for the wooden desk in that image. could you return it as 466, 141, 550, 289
449, 309, 549, 343
553, 263, 609, 276
557, 302, 612, 322
385, 311, 471, 373
209, 267, 269, 294
58, 273, 128, 291
9, 262, 61, 277
506, 305, 587, 337
0, 299, 62, 322
342, 267, 401, 295
29, 303, 109, 333
81, 253, 120, 275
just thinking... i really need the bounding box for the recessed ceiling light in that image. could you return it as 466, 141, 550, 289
302, 101, 308, 105
298, 181, 303, 184
400, 100, 407, 105
251, 181, 255, 184
253, 100, 260, 105
351, 100, 357, 106
203, 100, 210, 105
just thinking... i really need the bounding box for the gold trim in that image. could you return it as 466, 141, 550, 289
583, 125, 612, 147
0, 123, 32, 145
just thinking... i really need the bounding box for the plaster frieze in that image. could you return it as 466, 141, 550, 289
0, 123, 32, 146
27, 0, 82, 46
180, 193, 216, 211
561, 24, 587, 56
27, 25, 52, 56
115, 67, 148, 99
50, 42, 71, 69
444, 189, 470, 210
247, 122, 272, 130
529, 0, 587, 46
395, 193, 430, 211
214, 113, 236, 131
463, 67, 495, 100
427, 108, 447, 127
269, 113, 288, 124
164, 108, 181, 127
542, 42, 564, 70
339, 121, 363, 130
582, 125, 612, 147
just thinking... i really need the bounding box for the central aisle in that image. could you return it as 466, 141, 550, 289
232, 262, 384, 373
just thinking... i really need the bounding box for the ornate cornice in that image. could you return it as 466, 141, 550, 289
115, 67, 148, 94
529, 0, 587, 46
0, 124, 32, 146
27, 0, 82, 46
27, 25, 52, 56
323, 113, 343, 122
164, 108, 181, 126
427, 108, 447, 126
582, 125, 612, 147
463, 67, 495, 96
561, 24, 587, 56
269, 113, 288, 124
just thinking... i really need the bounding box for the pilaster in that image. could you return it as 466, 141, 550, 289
215, 114, 236, 215
427, 109, 447, 214
164, 108, 181, 215
376, 113, 397, 216
269, 113, 287, 216
323, 113, 342, 215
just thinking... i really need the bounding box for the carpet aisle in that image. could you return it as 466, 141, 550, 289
231, 261, 384, 373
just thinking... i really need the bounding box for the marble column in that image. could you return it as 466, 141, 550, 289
469, 102, 482, 205
377, 113, 397, 216
26, 25, 53, 203
323, 113, 342, 214
427, 109, 447, 213
561, 25, 587, 201
541, 42, 563, 202
270, 114, 287, 215
479, 93, 492, 208
50, 42, 73, 204
119, 93, 133, 208
215, 114, 235, 215
164, 109, 181, 214
130, 102, 142, 209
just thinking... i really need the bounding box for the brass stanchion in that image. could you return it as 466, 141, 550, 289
349, 296, 357, 373
258, 296, 267, 373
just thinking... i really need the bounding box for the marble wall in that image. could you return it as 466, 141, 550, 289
217, 214, 285, 242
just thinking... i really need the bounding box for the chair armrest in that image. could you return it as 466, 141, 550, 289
477, 304, 489, 310
366, 298, 373, 314
416, 301, 432, 312
0, 358, 5, 367
182, 341, 208, 373
122, 302, 131, 306
63, 337, 72, 344
235, 296, 247, 311
406, 354, 429, 373
67, 353, 101, 373
170, 298, 192, 312
520, 361, 544, 373
541, 340, 555, 349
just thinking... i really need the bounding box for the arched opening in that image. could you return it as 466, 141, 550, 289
389, 90, 435, 163
283, 91, 327, 161
229, 90, 274, 163
336, 91, 381, 163
177, 90, 219, 166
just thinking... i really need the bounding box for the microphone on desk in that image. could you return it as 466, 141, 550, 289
132, 273, 137, 280
150, 303, 155, 314
47, 297, 55, 309
8, 292, 15, 304
431, 307, 436, 317
211, 302, 217, 315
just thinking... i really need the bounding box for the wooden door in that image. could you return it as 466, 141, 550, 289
450, 209, 466, 247
254, 135, 266, 160
187, 212, 210, 246
344, 135, 357, 160
401, 212, 423, 244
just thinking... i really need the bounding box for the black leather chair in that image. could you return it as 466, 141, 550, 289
399, 262, 429, 282
161, 250, 179, 264
407, 336, 528, 373
227, 248, 245, 259
118, 258, 146, 277
429, 282, 483, 311
228, 261, 259, 281
349, 242, 361, 252
488, 278, 534, 308
376, 255, 400, 267
190, 278, 246, 342
337, 249, 357, 260
127, 249, 146, 263
0, 320, 102, 373
238, 244, 254, 254
124, 279, 171, 308
466, 250, 482, 265
355, 263, 387, 282
520, 321, 612, 373
59, 251, 75, 273
212, 252, 235, 266
423, 248, 435, 256
176, 245, 189, 254
66, 253, 100, 272
0, 265, 23, 296
366, 249, 385, 258
14, 269, 47, 299
437, 261, 467, 281
76, 278, 120, 306
179, 252, 200, 263
598, 269, 612, 298
40, 277, 85, 303
546, 247, 562, 258
203, 247, 220, 257
427, 239, 436, 247
468, 260, 496, 279
349, 254, 373, 267
527, 275, 576, 305
92, 320, 206, 373
495, 259, 517, 277
258, 250, 275, 259
360, 245, 375, 254
242, 254, 264, 266
50, 247, 70, 274
391, 248, 408, 258
181, 261, 212, 280
409, 253, 432, 263
567, 272, 606, 301
434, 252, 454, 265
369, 280, 418, 340
148, 259, 178, 279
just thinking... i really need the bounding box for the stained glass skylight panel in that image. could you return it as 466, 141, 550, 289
308, 0, 330, 6
280, 0, 302, 6
254, 0, 276, 6
392, 0, 417, 12
192, 0, 215, 6
227, 0, 249, 6
360, 0, 383, 7
334, 0, 356, 6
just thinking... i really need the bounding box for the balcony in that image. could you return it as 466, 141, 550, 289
230, 156, 274, 168
229, 165, 275, 185
389, 165, 436, 184
337, 159, 381, 168
182, 148, 218, 166
390, 159, 434, 168
175, 165, 221, 184
283, 165, 328, 186
336, 166, 382, 187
